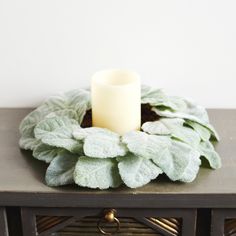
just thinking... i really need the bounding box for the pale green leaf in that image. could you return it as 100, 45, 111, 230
83, 131, 127, 158
74, 102, 88, 124
34, 116, 82, 153
152, 106, 207, 124
44, 94, 67, 111
45, 89, 91, 124
45, 152, 78, 186
65, 88, 91, 110
167, 96, 188, 111
19, 137, 41, 151
122, 131, 171, 159
198, 140, 221, 169
183, 98, 209, 123
74, 157, 121, 189
141, 85, 165, 104
34, 116, 78, 140
118, 153, 163, 188
152, 107, 219, 140
155, 118, 201, 147
33, 143, 61, 163
205, 123, 220, 141
152, 97, 209, 122
73, 127, 114, 140
19, 105, 51, 138
141, 85, 188, 111
142, 85, 218, 140
185, 120, 211, 141
46, 109, 78, 120
41, 126, 83, 154
141, 85, 176, 109
142, 121, 171, 135
151, 140, 201, 182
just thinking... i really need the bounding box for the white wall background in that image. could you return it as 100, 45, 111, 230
0, 0, 235, 108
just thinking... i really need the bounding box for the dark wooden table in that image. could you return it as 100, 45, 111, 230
0, 108, 235, 236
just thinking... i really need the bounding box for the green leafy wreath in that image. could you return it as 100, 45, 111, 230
19, 85, 221, 189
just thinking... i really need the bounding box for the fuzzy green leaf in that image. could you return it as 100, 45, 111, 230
65, 88, 91, 110
19, 105, 51, 138
142, 118, 201, 147
45, 109, 78, 120
142, 86, 174, 109
74, 157, 122, 189
33, 143, 61, 163
118, 153, 163, 188
198, 140, 221, 169
141, 86, 168, 106
152, 96, 209, 122
83, 130, 127, 158
45, 89, 91, 124
141, 85, 187, 111
73, 127, 114, 140
141, 120, 171, 135
185, 120, 211, 141
152, 106, 219, 141
122, 131, 171, 159
151, 140, 201, 182
41, 126, 83, 154
34, 116, 78, 140
45, 152, 78, 186
34, 116, 82, 153
19, 137, 41, 151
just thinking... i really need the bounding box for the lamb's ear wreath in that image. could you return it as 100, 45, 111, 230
19, 86, 221, 189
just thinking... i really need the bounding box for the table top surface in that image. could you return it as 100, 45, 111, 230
0, 108, 236, 208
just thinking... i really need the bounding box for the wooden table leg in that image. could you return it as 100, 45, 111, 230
0, 207, 9, 236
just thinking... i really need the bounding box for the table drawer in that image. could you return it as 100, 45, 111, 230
0, 207, 9, 236
21, 207, 196, 236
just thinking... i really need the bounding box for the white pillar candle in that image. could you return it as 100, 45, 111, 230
91, 69, 141, 135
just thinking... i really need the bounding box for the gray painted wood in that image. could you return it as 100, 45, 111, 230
211, 209, 225, 236
0, 207, 9, 236
6, 207, 23, 236
211, 209, 236, 236
0, 108, 235, 208
21, 207, 193, 236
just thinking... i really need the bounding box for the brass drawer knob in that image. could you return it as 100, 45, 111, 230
97, 209, 120, 235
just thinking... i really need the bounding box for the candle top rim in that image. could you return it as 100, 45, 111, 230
91, 69, 140, 87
